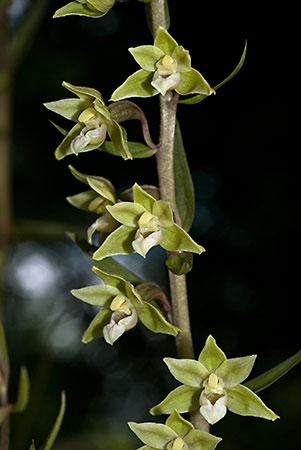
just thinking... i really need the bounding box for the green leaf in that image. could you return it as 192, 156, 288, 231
163, 357, 209, 388
41, 391, 66, 450
106, 202, 145, 227
176, 68, 213, 96
44, 98, 89, 121
137, 302, 179, 336
150, 385, 200, 415
129, 45, 164, 71
92, 225, 136, 260
66, 232, 142, 284
174, 121, 195, 231
53, 1, 107, 19
14, 366, 30, 413
227, 384, 279, 421
185, 429, 222, 450
165, 410, 193, 438
179, 41, 247, 105
0, 321, 9, 380
110, 70, 157, 101
245, 349, 301, 393
71, 285, 120, 306
215, 355, 257, 389
82, 308, 111, 343
133, 183, 156, 211
128, 421, 177, 448
154, 26, 178, 55
161, 224, 205, 254
198, 335, 227, 372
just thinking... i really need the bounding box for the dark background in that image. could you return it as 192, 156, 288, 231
3, 1, 295, 449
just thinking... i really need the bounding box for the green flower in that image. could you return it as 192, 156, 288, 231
111, 27, 215, 100
93, 184, 205, 260
150, 335, 279, 425
129, 410, 221, 450
66, 165, 119, 243
44, 81, 131, 160
53, 0, 115, 19
71, 267, 179, 345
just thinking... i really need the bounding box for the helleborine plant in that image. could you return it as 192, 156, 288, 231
66, 165, 119, 243
129, 410, 221, 450
93, 183, 205, 259
150, 335, 279, 425
53, 0, 115, 19
71, 267, 179, 345
44, 81, 132, 160
111, 26, 215, 100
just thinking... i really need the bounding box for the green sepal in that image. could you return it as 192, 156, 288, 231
172, 45, 191, 73
92, 266, 130, 293
129, 45, 164, 71
68, 165, 116, 203
82, 308, 111, 343
66, 190, 99, 211
150, 385, 200, 415
174, 120, 194, 231
101, 141, 155, 159
166, 252, 193, 275
106, 202, 146, 227
198, 335, 227, 372
107, 120, 132, 160
62, 81, 104, 104
44, 98, 89, 121
153, 200, 174, 228
179, 41, 247, 105
227, 384, 279, 421
13, 366, 30, 413
164, 357, 208, 388
245, 348, 301, 393
154, 26, 178, 55
53, 1, 108, 19
49, 120, 68, 136
165, 410, 193, 438
133, 183, 156, 210
215, 355, 257, 388
71, 285, 120, 306
110, 69, 157, 101
136, 301, 179, 336
175, 68, 214, 96
185, 429, 222, 450
161, 224, 205, 254
128, 421, 177, 449
40, 391, 66, 450
66, 233, 142, 284
92, 225, 136, 260
54, 123, 83, 160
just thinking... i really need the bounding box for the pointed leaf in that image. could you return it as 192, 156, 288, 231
41, 391, 66, 450
150, 385, 200, 415
128, 421, 177, 448
44, 98, 89, 121
129, 45, 164, 71
110, 70, 157, 101
216, 355, 257, 388
82, 308, 111, 343
161, 224, 205, 254
164, 357, 209, 388
227, 384, 279, 421
165, 410, 193, 438
14, 366, 30, 413
137, 302, 179, 336
245, 349, 301, 393
174, 120, 195, 231
93, 225, 136, 260
71, 285, 120, 306
106, 202, 145, 227
198, 335, 227, 372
